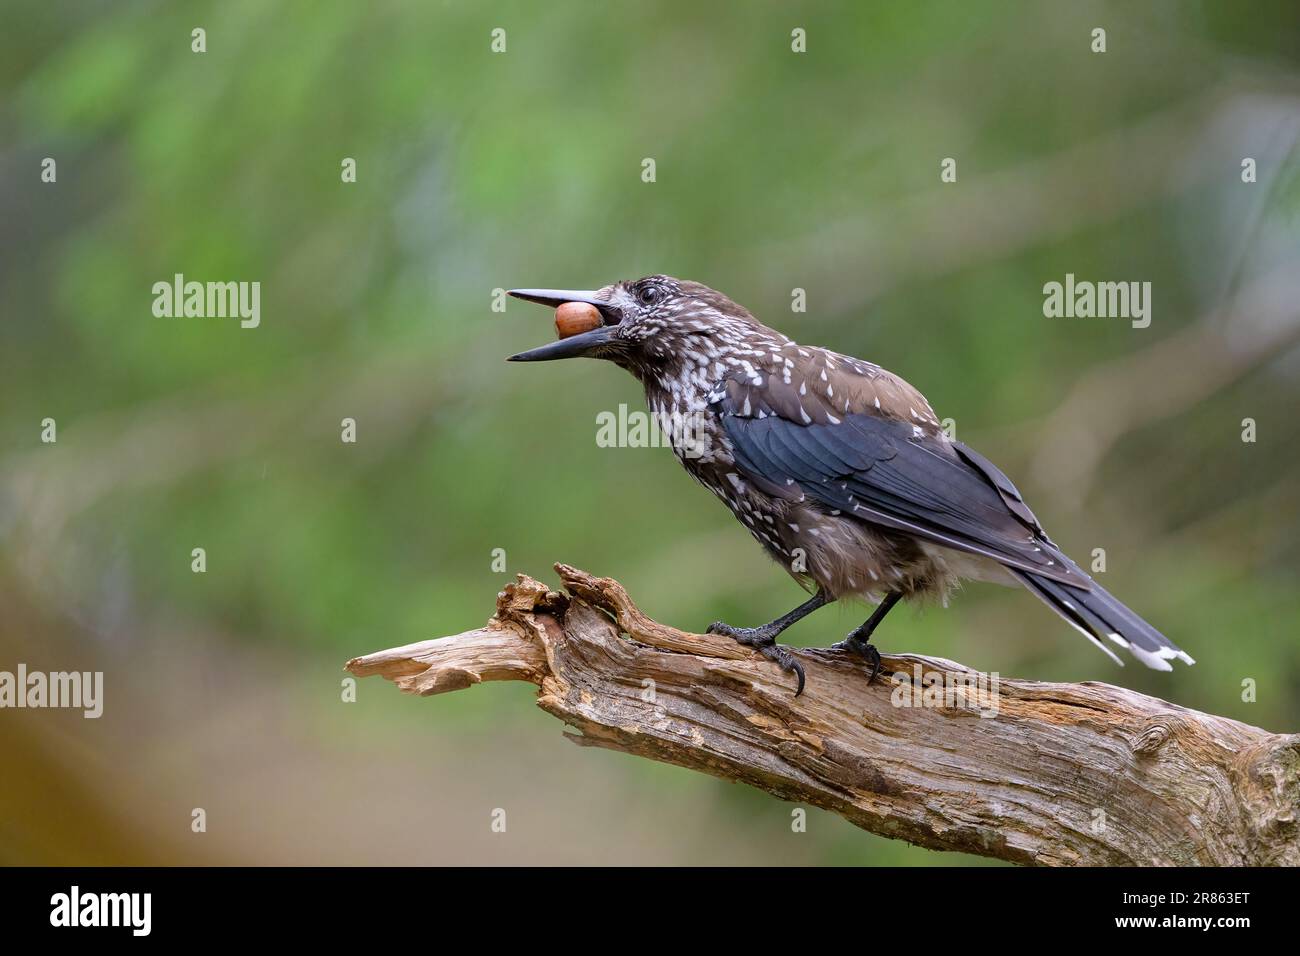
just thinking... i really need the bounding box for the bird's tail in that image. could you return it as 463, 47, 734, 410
1011, 566, 1194, 671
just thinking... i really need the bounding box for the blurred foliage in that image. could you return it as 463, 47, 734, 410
2, 0, 1299, 865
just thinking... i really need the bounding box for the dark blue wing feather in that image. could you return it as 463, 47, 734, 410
716, 396, 1088, 587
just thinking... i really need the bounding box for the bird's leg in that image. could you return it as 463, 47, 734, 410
707, 590, 832, 696
834, 591, 902, 683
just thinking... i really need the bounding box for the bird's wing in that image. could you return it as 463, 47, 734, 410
707, 350, 1088, 588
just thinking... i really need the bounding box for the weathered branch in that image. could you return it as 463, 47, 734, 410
346, 565, 1299, 866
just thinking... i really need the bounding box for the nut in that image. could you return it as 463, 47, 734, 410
555, 301, 602, 340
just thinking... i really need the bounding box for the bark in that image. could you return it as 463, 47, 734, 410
345, 564, 1299, 866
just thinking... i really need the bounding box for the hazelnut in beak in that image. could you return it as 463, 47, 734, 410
555, 301, 602, 340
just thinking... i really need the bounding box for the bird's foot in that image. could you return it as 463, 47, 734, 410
833, 633, 883, 684
706, 621, 806, 696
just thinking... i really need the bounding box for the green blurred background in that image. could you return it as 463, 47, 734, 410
2, 1, 1299, 865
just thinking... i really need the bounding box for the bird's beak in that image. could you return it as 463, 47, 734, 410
505, 288, 619, 362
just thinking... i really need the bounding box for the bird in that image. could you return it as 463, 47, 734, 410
507, 275, 1194, 695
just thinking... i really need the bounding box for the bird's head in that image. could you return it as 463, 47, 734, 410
506, 275, 767, 374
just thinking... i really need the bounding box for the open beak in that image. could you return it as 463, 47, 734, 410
506, 288, 619, 362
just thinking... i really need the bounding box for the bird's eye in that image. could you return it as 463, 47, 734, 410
638, 286, 660, 306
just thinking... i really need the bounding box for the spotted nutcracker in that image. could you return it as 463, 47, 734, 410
507, 275, 1194, 695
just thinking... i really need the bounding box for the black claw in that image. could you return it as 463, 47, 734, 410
864, 643, 882, 684
835, 635, 884, 684
759, 643, 805, 696
710, 621, 805, 696
791, 658, 806, 696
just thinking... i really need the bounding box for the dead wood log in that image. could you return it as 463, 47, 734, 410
345, 564, 1299, 866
